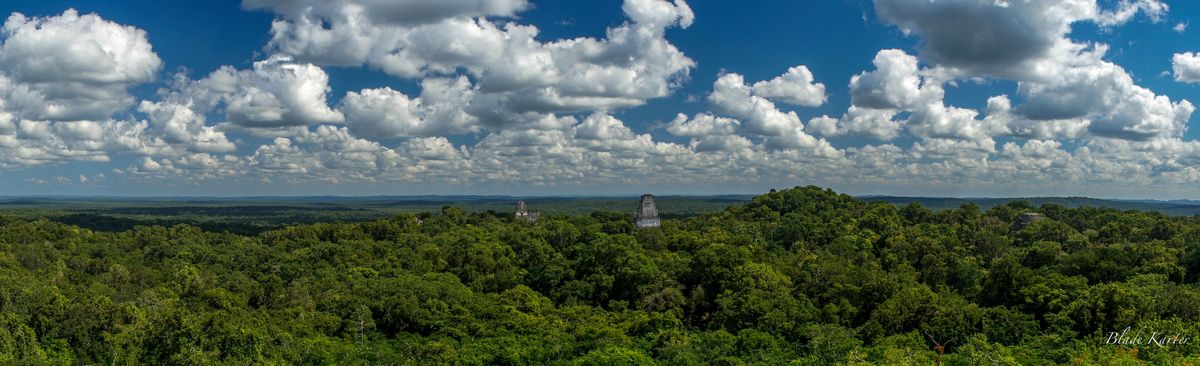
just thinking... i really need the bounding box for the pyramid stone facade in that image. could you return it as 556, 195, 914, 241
635, 194, 661, 228
515, 201, 540, 223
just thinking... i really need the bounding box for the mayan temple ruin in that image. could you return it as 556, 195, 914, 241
1012, 212, 1045, 231
635, 194, 661, 228
515, 201, 540, 223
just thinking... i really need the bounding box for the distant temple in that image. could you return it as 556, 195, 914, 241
635, 194, 661, 228
515, 201, 540, 223
1013, 212, 1045, 231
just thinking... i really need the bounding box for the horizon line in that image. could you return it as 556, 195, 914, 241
0, 193, 1194, 203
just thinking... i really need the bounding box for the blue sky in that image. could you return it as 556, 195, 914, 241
0, 0, 1198, 197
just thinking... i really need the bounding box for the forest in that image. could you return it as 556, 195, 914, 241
1, 186, 1198, 364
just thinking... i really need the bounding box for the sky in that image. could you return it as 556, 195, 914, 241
0, 0, 1199, 198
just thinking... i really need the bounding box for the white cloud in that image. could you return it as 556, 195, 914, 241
906, 103, 992, 141
849, 49, 935, 110
214, 55, 343, 128
666, 113, 751, 152
1016, 54, 1194, 140
874, 0, 1164, 80
0, 11, 274, 170
623, 0, 694, 28
341, 76, 478, 138
805, 115, 839, 138
998, 139, 1073, 172
0, 118, 174, 169
8, 0, 1200, 198
688, 133, 753, 153
809, 107, 902, 141
1175, 22, 1188, 33
1173, 52, 1200, 83
750, 66, 826, 107
707, 72, 837, 154
709, 73, 802, 137
404, 136, 462, 161
99, 54, 344, 156
667, 113, 738, 137
190, 126, 237, 153
875, 0, 1084, 80
983, 95, 1087, 140
573, 113, 637, 141
911, 138, 995, 159
1093, 0, 1168, 27
244, 0, 531, 26
835, 49, 993, 142
250, 0, 695, 124
0, 9, 162, 121
137, 100, 236, 153
140, 157, 163, 172
873, 0, 1193, 142
0, 9, 160, 85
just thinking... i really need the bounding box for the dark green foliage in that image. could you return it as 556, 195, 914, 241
0, 185, 1198, 364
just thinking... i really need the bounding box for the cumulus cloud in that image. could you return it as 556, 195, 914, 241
8, 0, 1200, 197
983, 95, 1086, 140
808, 107, 902, 141
248, 0, 695, 125
404, 136, 462, 161
708, 72, 837, 155
874, 0, 1164, 80
0, 9, 162, 121
666, 113, 752, 152
341, 76, 478, 138
998, 139, 1074, 173
1093, 0, 1168, 27
137, 100, 236, 153
750, 66, 826, 107
875, 0, 1087, 80
0, 10, 235, 170
208, 55, 343, 128
111, 54, 343, 153
168, 115, 742, 188
0, 10, 160, 85
709, 73, 801, 137
1174, 52, 1200, 83
0, 118, 172, 169
244, 0, 531, 26
825, 49, 993, 142
1016, 56, 1194, 140
874, 0, 1193, 141
849, 50, 936, 110
573, 113, 637, 141
667, 113, 738, 137
906, 103, 994, 141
